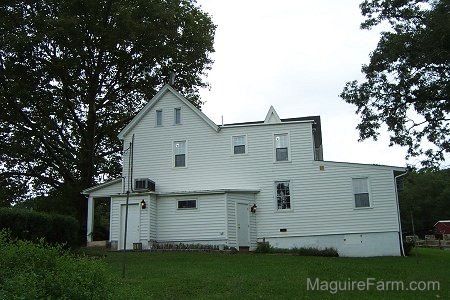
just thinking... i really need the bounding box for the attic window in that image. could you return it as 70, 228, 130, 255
156, 110, 163, 126
174, 108, 181, 124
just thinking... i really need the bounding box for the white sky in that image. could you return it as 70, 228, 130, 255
195, 0, 411, 167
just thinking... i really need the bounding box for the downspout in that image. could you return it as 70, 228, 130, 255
395, 171, 408, 256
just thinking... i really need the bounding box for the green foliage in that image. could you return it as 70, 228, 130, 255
0, 231, 114, 299
255, 241, 273, 253
340, 0, 449, 167
399, 168, 450, 234
291, 247, 339, 257
0, 208, 79, 247
403, 240, 415, 256
0, 0, 216, 215
255, 242, 339, 257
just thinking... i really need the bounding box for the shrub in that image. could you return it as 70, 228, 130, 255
0, 230, 114, 299
403, 240, 415, 256
255, 242, 273, 253
292, 247, 339, 257
0, 208, 79, 247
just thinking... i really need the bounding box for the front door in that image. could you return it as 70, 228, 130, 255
237, 203, 249, 249
119, 204, 140, 250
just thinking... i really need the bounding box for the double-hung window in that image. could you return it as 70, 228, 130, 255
174, 141, 186, 167
274, 134, 289, 161
276, 181, 291, 210
232, 135, 247, 154
352, 178, 370, 208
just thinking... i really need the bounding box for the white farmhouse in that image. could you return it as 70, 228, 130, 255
82, 84, 406, 257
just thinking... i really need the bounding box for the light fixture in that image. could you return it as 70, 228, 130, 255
250, 204, 257, 213
140, 199, 147, 209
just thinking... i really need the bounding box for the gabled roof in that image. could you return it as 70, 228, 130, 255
118, 84, 219, 140
264, 106, 281, 123
81, 178, 122, 195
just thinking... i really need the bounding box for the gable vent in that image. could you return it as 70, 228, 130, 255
134, 178, 155, 192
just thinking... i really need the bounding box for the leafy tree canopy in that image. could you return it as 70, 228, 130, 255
0, 0, 216, 218
340, 0, 449, 168
399, 168, 450, 234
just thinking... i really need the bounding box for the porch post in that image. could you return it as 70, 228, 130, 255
87, 196, 94, 243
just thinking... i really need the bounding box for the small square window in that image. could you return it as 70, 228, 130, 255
352, 178, 370, 208
276, 181, 291, 210
174, 108, 181, 124
232, 135, 247, 155
177, 199, 197, 209
156, 110, 163, 126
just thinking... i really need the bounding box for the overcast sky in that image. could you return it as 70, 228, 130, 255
194, 0, 412, 167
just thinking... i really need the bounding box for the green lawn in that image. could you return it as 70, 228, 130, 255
85, 248, 449, 299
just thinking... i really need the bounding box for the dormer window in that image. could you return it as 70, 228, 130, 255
174, 108, 181, 124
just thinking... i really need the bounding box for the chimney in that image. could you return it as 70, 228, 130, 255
169, 70, 176, 86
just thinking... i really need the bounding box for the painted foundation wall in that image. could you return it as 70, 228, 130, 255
262, 231, 401, 257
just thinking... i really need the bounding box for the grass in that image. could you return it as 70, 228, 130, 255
80, 247, 450, 299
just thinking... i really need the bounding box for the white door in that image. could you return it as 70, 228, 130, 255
237, 203, 249, 248
119, 204, 140, 250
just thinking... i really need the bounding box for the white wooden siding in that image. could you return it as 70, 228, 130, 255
156, 194, 227, 243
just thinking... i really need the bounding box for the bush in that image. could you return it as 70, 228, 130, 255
255, 242, 273, 253
403, 240, 415, 256
292, 247, 339, 257
0, 208, 78, 248
0, 230, 114, 299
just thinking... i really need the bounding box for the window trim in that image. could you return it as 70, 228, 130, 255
274, 180, 293, 211
176, 199, 198, 210
173, 140, 187, 168
273, 133, 291, 163
156, 109, 163, 127
231, 134, 248, 155
352, 177, 372, 209
174, 107, 182, 125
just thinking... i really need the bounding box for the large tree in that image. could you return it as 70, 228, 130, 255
340, 0, 449, 167
0, 0, 216, 221
399, 168, 450, 235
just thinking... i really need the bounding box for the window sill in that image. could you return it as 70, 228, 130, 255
275, 208, 294, 213
353, 206, 373, 210
273, 160, 292, 164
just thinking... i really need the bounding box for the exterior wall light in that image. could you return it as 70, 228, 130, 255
140, 199, 147, 209
250, 204, 257, 213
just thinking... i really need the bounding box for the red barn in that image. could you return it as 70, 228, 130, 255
434, 221, 450, 234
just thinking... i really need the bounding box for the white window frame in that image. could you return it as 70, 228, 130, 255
156, 109, 163, 126
173, 140, 187, 168
231, 135, 247, 155
273, 133, 291, 162
174, 107, 181, 125
352, 177, 372, 209
275, 180, 292, 211
176, 199, 198, 210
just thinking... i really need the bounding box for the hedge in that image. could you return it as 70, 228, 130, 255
0, 208, 79, 248
0, 230, 114, 299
